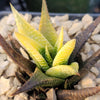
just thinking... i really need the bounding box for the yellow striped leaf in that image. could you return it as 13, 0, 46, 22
39, 0, 58, 46
10, 4, 53, 52
15, 32, 44, 54
53, 39, 76, 66
54, 27, 64, 54
45, 45, 53, 67
15, 32, 49, 71
46, 65, 79, 79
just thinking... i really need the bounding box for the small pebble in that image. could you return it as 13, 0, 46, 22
80, 52, 87, 61
84, 42, 91, 54
7, 14, 15, 25
0, 95, 8, 100
0, 46, 5, 53
24, 13, 32, 23
95, 78, 100, 85
91, 35, 100, 44
68, 22, 83, 36
5, 63, 18, 77
82, 14, 93, 29
46, 88, 57, 100
90, 67, 99, 76
63, 21, 73, 31
0, 76, 11, 95
92, 23, 100, 35
13, 77, 21, 87
91, 44, 100, 52
80, 77, 96, 88
0, 61, 9, 76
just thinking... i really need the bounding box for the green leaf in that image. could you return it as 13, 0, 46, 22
39, 0, 58, 46
53, 39, 76, 66
54, 27, 64, 55
15, 32, 44, 54
15, 32, 49, 71
70, 62, 79, 72
45, 45, 53, 67
10, 4, 53, 52
46, 65, 79, 79
11, 68, 64, 95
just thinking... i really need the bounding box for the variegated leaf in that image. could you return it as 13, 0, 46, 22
15, 32, 44, 54
46, 65, 79, 79
15, 32, 49, 71
53, 39, 76, 66
54, 27, 64, 55
10, 4, 53, 52
39, 0, 58, 46
45, 45, 53, 67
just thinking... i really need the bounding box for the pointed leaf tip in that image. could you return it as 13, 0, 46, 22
10, 4, 54, 52
11, 68, 64, 95
39, 0, 57, 46
54, 26, 64, 54
53, 39, 76, 66
46, 65, 79, 79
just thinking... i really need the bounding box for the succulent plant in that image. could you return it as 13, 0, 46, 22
0, 0, 100, 99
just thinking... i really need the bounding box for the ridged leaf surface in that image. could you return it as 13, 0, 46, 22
39, 0, 57, 46
12, 68, 64, 95
46, 65, 79, 79
53, 39, 76, 66
10, 4, 53, 52
15, 32, 49, 71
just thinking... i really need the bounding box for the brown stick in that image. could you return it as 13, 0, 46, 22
69, 16, 100, 62
67, 49, 100, 87
0, 34, 36, 76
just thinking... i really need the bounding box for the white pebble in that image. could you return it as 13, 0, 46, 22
82, 14, 93, 29
95, 78, 100, 85
24, 13, 32, 23
0, 76, 11, 95
91, 44, 100, 52
68, 22, 83, 36
0, 46, 5, 53
62, 21, 73, 31
91, 35, 100, 44
6, 86, 17, 97
7, 14, 15, 25
90, 67, 99, 76
80, 52, 87, 61
5, 63, 18, 77
0, 95, 8, 100
13, 77, 21, 87
46, 88, 57, 100
84, 42, 91, 53
86, 72, 96, 80
32, 16, 40, 24
92, 23, 100, 35
14, 95, 27, 100
0, 61, 9, 76
80, 77, 96, 88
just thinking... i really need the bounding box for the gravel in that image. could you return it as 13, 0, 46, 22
0, 13, 100, 100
